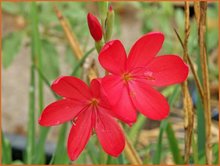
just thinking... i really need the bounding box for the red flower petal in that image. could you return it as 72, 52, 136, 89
99, 40, 127, 75
67, 109, 93, 161
39, 99, 85, 126
102, 75, 137, 123
144, 55, 189, 86
127, 32, 164, 69
90, 79, 101, 98
87, 13, 103, 41
129, 81, 169, 120
95, 111, 125, 157
51, 76, 91, 101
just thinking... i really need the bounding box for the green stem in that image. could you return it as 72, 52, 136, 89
26, 64, 36, 164
30, 2, 44, 116
71, 47, 95, 76
2, 132, 12, 164
30, 2, 47, 164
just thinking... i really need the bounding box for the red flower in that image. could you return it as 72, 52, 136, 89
98, 32, 189, 124
87, 13, 103, 41
39, 76, 125, 160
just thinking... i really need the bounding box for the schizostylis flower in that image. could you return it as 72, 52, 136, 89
39, 76, 125, 160
98, 32, 189, 124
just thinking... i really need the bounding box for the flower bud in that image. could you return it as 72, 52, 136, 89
98, 2, 109, 27
104, 5, 115, 42
87, 13, 103, 41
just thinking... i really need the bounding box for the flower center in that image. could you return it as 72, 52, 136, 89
122, 73, 132, 83
90, 98, 99, 107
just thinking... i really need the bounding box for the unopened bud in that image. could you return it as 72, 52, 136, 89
98, 2, 109, 27
87, 13, 103, 41
104, 6, 115, 42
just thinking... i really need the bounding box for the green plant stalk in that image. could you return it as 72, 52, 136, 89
26, 64, 36, 164
51, 124, 69, 164
152, 85, 181, 164
30, 2, 44, 116
152, 120, 166, 164
26, 3, 39, 164
2, 133, 12, 164
71, 47, 95, 76
30, 2, 47, 164
166, 122, 184, 164
128, 114, 146, 144
98, 1, 108, 30
192, 132, 199, 163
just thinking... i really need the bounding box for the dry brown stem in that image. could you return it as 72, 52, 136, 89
173, 28, 204, 101
198, 2, 212, 164
194, 1, 200, 25
124, 131, 143, 165
182, 2, 194, 163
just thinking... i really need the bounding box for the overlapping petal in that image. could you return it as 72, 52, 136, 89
67, 109, 93, 161
99, 40, 127, 75
129, 80, 169, 120
95, 111, 125, 157
144, 55, 189, 86
127, 32, 164, 69
51, 76, 91, 101
102, 75, 137, 123
39, 99, 85, 126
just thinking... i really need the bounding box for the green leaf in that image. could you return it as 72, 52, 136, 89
2, 133, 12, 164
51, 124, 70, 164
166, 122, 184, 164
71, 47, 95, 76
152, 120, 167, 164
2, 32, 23, 68
128, 114, 146, 144
42, 39, 60, 80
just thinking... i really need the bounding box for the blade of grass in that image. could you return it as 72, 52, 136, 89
50, 124, 70, 164
152, 120, 167, 164
166, 122, 184, 164
128, 114, 146, 144
2, 133, 12, 164
86, 137, 99, 164
192, 131, 199, 163
152, 85, 181, 164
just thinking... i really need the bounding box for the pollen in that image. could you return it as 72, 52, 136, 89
122, 73, 132, 83
90, 98, 99, 107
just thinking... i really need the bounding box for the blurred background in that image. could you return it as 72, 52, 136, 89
1, 1, 219, 164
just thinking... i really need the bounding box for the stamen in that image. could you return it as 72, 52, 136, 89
90, 98, 99, 107
122, 73, 132, 83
